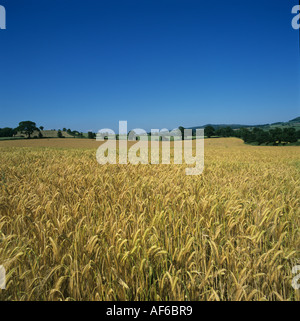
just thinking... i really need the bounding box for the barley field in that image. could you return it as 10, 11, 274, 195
0, 138, 299, 301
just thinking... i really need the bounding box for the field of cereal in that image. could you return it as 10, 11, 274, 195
0, 138, 299, 300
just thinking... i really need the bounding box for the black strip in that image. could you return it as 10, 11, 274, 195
0, 301, 298, 319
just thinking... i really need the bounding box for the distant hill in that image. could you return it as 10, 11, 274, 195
189, 116, 300, 131
289, 116, 300, 123
189, 124, 254, 130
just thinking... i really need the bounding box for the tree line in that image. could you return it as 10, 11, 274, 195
237, 127, 299, 145
204, 125, 300, 145
0, 121, 43, 138
2, 121, 299, 145
0, 121, 97, 139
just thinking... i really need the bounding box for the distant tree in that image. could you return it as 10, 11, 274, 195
215, 128, 225, 137
282, 128, 297, 143
57, 130, 63, 138
255, 129, 270, 145
39, 126, 44, 131
178, 126, 185, 140
0, 127, 16, 137
16, 121, 38, 139
38, 131, 43, 138
204, 125, 215, 138
252, 127, 261, 134
216, 126, 234, 137
72, 130, 79, 138
239, 128, 255, 143
224, 126, 234, 137
88, 131, 95, 139
234, 129, 242, 138
238, 128, 248, 138
269, 128, 283, 145
62, 128, 67, 132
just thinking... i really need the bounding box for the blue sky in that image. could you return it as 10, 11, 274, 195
0, 0, 299, 132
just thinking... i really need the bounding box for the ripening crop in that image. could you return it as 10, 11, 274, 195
0, 138, 299, 301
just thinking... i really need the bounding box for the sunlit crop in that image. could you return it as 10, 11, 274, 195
0, 138, 299, 300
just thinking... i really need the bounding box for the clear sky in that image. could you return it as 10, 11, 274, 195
0, 0, 299, 132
